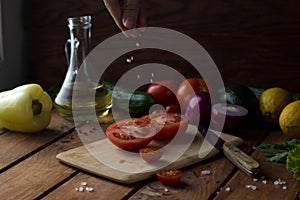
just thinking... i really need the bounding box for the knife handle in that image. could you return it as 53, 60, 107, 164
223, 142, 260, 177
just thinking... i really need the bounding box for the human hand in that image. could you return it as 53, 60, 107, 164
103, 0, 147, 37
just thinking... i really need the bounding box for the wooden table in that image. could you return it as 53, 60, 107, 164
0, 110, 299, 200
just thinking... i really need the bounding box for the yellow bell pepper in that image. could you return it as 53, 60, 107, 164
0, 84, 53, 132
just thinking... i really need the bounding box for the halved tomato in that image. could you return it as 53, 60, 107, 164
156, 169, 182, 185
139, 147, 163, 163
106, 118, 156, 150
176, 78, 209, 111
142, 112, 189, 140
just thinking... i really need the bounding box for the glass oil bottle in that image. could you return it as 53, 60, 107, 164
54, 15, 112, 121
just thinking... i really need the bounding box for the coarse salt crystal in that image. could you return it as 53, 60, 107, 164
253, 178, 258, 182
136, 42, 140, 47
262, 180, 267, 184
282, 186, 287, 190
78, 186, 84, 192
164, 188, 169, 192
225, 187, 231, 192
131, 56, 134, 61
274, 180, 279, 185
201, 170, 211, 176
81, 182, 87, 186
245, 185, 251, 189
137, 74, 140, 79
126, 58, 132, 63
86, 187, 94, 192
251, 185, 257, 190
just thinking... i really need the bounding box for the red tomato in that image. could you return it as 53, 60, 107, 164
147, 80, 178, 107
106, 118, 155, 150
156, 169, 182, 185
165, 104, 181, 113
139, 147, 163, 163
176, 78, 209, 111
142, 112, 189, 140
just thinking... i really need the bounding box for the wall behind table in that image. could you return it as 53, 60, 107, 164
26, 0, 300, 92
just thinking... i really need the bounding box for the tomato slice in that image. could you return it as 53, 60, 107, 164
156, 169, 182, 185
142, 112, 189, 140
139, 147, 163, 163
106, 118, 156, 150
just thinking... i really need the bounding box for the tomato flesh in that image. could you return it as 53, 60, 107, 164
106, 118, 155, 150
156, 169, 182, 185
139, 147, 163, 163
142, 112, 188, 140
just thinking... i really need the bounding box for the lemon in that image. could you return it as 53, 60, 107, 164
279, 100, 300, 138
259, 87, 293, 124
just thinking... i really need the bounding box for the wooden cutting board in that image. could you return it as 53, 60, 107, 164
56, 125, 243, 184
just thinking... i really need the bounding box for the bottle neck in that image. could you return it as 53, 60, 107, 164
68, 16, 92, 68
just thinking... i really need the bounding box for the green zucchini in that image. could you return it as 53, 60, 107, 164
102, 80, 155, 117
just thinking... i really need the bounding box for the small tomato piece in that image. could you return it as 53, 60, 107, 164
139, 147, 163, 163
156, 169, 182, 185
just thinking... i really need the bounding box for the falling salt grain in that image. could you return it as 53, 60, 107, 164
164, 188, 169, 192
136, 42, 140, 47
126, 58, 132, 63
137, 74, 140, 79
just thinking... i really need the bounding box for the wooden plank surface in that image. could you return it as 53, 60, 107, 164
0, 131, 80, 200
214, 130, 300, 200
43, 172, 143, 200
127, 125, 270, 200
0, 110, 74, 172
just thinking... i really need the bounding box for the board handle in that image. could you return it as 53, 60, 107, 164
223, 142, 260, 177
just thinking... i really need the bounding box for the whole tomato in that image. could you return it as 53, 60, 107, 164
147, 80, 178, 107
176, 78, 209, 111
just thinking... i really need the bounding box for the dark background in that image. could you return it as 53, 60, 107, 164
25, 0, 300, 92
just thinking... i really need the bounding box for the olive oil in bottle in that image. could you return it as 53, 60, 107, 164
54, 82, 112, 121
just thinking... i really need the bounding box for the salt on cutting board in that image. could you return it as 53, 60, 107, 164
56, 125, 243, 184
